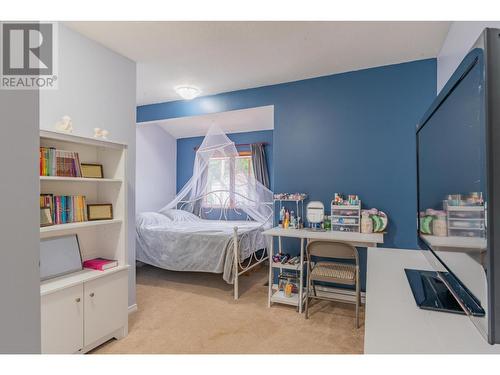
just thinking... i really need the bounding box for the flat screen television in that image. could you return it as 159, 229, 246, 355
416, 28, 500, 344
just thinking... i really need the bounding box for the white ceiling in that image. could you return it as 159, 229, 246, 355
140, 105, 274, 139
65, 21, 451, 106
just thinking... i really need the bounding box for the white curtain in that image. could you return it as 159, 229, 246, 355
159, 125, 273, 225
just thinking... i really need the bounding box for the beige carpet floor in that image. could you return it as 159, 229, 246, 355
93, 264, 364, 354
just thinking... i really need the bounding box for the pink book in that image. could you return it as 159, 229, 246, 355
83, 258, 118, 271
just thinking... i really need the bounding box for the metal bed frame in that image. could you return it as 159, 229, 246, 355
177, 190, 273, 299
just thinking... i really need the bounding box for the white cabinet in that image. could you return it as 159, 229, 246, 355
84, 270, 128, 346
41, 269, 128, 354
39, 131, 129, 354
41, 284, 84, 354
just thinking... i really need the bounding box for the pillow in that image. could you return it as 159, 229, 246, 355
136, 212, 172, 228
160, 209, 199, 222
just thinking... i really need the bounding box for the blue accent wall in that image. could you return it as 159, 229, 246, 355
138, 59, 437, 289
176, 130, 274, 192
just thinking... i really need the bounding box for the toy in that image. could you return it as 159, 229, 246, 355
94, 127, 110, 139
55, 115, 73, 133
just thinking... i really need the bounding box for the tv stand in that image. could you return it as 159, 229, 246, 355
405, 269, 465, 315
364, 248, 500, 353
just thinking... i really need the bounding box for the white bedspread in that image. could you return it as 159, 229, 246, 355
135, 210, 268, 283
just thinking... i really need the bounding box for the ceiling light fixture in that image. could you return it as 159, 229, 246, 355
175, 85, 201, 100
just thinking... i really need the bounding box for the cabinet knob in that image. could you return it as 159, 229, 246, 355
75, 298, 81, 303
89, 292, 95, 297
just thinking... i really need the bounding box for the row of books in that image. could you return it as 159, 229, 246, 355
40, 147, 82, 177
40, 194, 88, 224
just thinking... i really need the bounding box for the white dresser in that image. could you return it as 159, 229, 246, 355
364, 248, 500, 354
41, 267, 128, 354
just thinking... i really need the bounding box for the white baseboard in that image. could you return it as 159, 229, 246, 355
128, 304, 138, 314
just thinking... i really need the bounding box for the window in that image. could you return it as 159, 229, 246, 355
205, 154, 254, 207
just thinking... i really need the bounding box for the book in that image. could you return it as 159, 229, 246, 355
39, 147, 82, 177
49, 194, 87, 225
83, 258, 118, 271
40, 194, 54, 222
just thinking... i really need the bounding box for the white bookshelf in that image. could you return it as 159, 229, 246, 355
39, 130, 127, 266
40, 219, 123, 237
40, 176, 122, 183
39, 130, 128, 354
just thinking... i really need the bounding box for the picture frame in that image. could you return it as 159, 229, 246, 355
40, 206, 54, 227
40, 193, 54, 208
81, 163, 104, 179
87, 204, 113, 221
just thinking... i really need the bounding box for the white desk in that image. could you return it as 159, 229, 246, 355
364, 248, 500, 354
263, 227, 384, 313
263, 227, 384, 248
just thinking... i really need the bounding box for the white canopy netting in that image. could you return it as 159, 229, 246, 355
159, 125, 273, 225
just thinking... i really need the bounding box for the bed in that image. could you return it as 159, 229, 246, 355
136, 192, 272, 299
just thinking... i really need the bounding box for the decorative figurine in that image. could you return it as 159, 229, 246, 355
55, 115, 73, 133
94, 128, 110, 139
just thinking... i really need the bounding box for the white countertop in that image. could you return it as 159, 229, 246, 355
364, 248, 500, 353
263, 227, 383, 247
40, 265, 129, 296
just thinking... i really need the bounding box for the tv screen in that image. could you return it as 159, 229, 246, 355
417, 48, 489, 339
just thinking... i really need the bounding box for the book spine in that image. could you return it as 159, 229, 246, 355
63, 151, 69, 177
54, 196, 60, 224
68, 196, 73, 223
47, 148, 51, 176
71, 154, 75, 177
60, 151, 67, 177
56, 150, 61, 176
78, 196, 83, 222
39, 148, 43, 176
50, 148, 56, 176
66, 195, 70, 223
45, 148, 49, 176
83, 196, 87, 221
62, 196, 67, 224
42, 148, 45, 176
76, 196, 80, 222
75, 152, 82, 177
41, 147, 47, 176
59, 196, 63, 224
50, 195, 54, 222
68, 152, 73, 177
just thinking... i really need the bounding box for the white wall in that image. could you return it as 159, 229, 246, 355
136, 125, 177, 213
437, 21, 500, 93
0, 86, 41, 354
39, 24, 137, 308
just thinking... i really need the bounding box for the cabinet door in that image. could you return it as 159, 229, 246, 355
41, 284, 84, 354
84, 270, 128, 346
